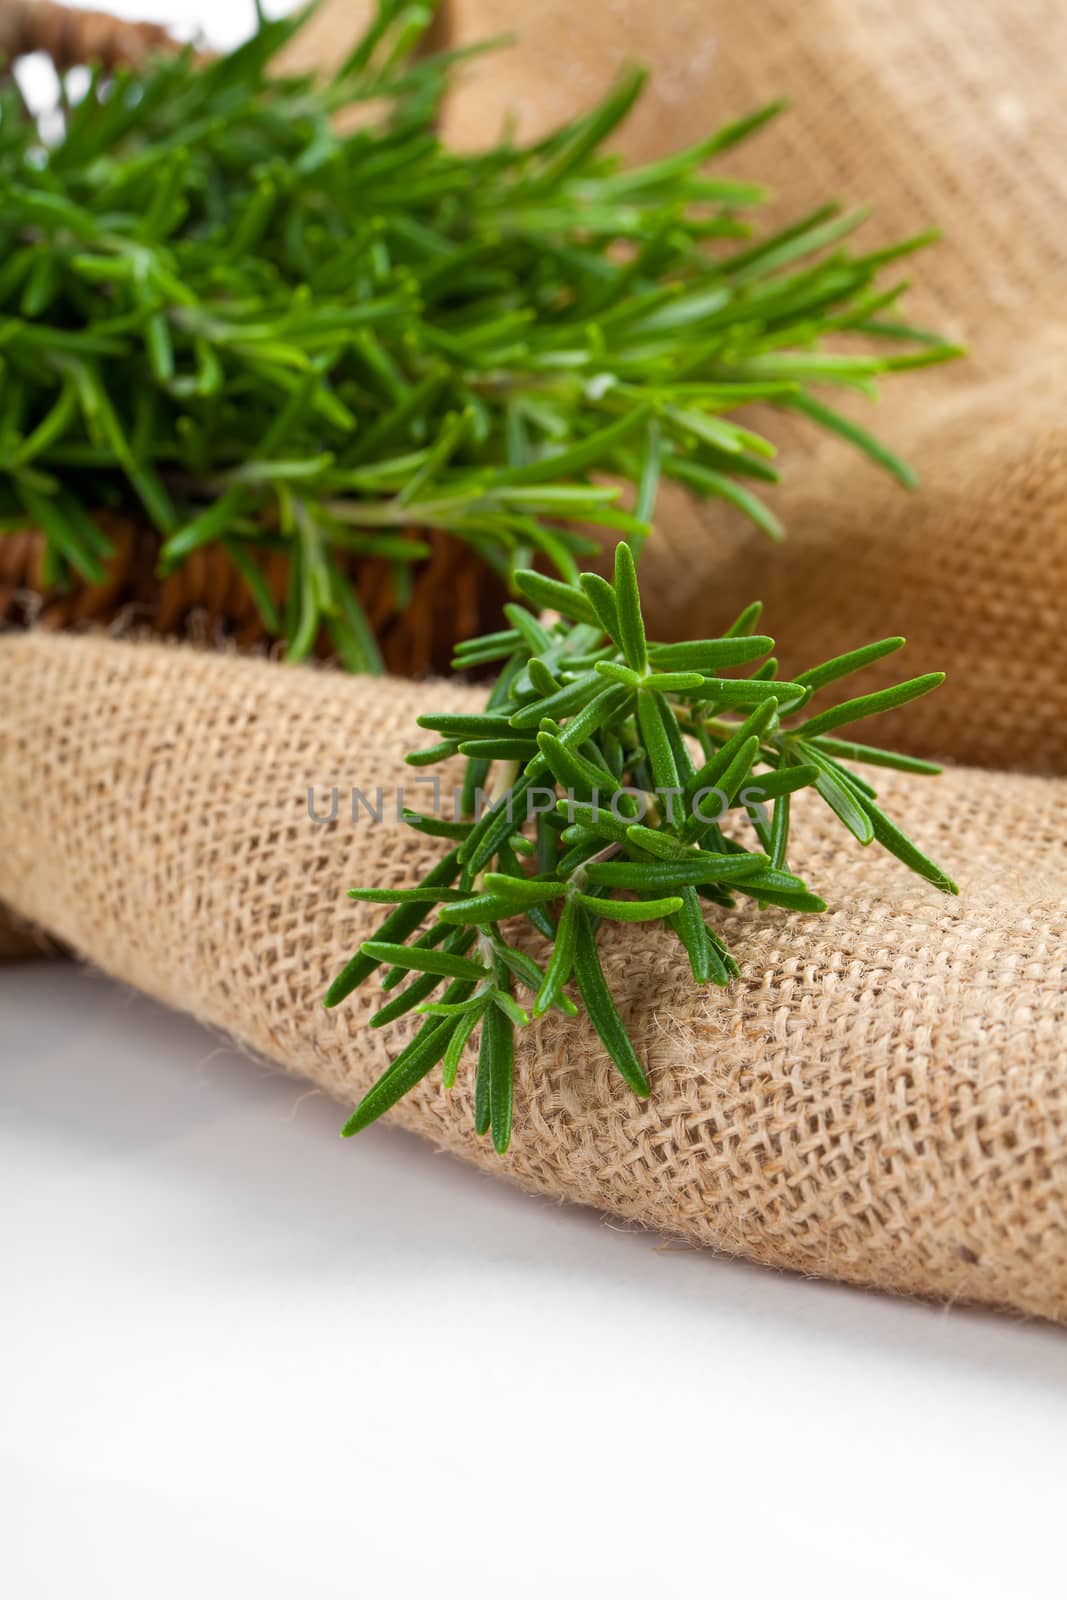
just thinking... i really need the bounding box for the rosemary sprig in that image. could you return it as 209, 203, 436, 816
0, 1, 959, 665
329, 544, 956, 1151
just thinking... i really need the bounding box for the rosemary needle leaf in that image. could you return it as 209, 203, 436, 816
325, 847, 461, 1006
794, 672, 945, 738
578, 573, 623, 644
441, 1000, 490, 1090
486, 1000, 517, 1153
533, 897, 580, 1018
574, 892, 685, 922
613, 541, 648, 673
359, 942, 490, 981
482, 874, 568, 905
347, 886, 468, 904
573, 909, 651, 1097
514, 570, 599, 627
794, 636, 907, 692
438, 894, 537, 925
331, 562, 955, 1142
584, 854, 768, 889
648, 637, 774, 672
341, 1014, 460, 1138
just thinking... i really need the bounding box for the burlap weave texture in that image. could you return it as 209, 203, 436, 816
1, 632, 1065, 1319
441, 0, 1067, 773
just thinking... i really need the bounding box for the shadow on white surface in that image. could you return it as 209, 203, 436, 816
3, 962, 1066, 1597
4, 962, 1065, 1374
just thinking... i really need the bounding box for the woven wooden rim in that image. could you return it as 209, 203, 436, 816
0, 0, 177, 69
0, 0, 500, 676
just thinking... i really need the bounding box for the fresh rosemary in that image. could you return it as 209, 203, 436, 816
0, 1, 960, 669
328, 544, 956, 1151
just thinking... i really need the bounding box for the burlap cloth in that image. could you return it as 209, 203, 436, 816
440, 0, 1067, 775
1, 631, 1065, 1320
1, 0, 1066, 1318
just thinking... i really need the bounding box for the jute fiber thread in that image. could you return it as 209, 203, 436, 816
1, 632, 1065, 1320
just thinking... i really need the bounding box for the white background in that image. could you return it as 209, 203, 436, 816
5, 2, 1067, 1594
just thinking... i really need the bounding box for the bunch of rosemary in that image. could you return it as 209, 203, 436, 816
0, 1, 958, 669
329, 546, 955, 1152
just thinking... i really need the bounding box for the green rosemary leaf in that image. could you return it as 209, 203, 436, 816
527, 659, 563, 697
474, 1012, 495, 1137
724, 601, 765, 638
692, 678, 802, 706
438, 893, 537, 925
341, 1012, 461, 1138
325, 846, 461, 1006
668, 886, 724, 985
454, 628, 522, 662
687, 735, 760, 835
682, 699, 778, 807
380, 920, 455, 992
784, 393, 918, 488
584, 853, 767, 889
612, 540, 648, 672
532, 896, 579, 1018
417, 712, 516, 738
578, 572, 623, 643
509, 670, 603, 729
807, 736, 942, 774
401, 809, 475, 840
856, 795, 959, 894
637, 690, 681, 795
733, 867, 827, 913
797, 743, 875, 844
689, 469, 785, 541
458, 738, 539, 761
594, 661, 643, 689
794, 636, 906, 692
573, 909, 651, 1096
494, 405, 653, 486
370, 970, 446, 1030
347, 886, 468, 905
768, 792, 792, 870
481, 873, 568, 905
405, 740, 460, 767
493, 941, 578, 1016
557, 801, 632, 847
642, 671, 708, 693
623, 823, 696, 861
359, 941, 490, 982
459, 772, 535, 873
647, 636, 774, 672
441, 998, 491, 1090
792, 672, 945, 738
574, 892, 684, 922
738, 764, 819, 804
417, 999, 489, 1018
490, 986, 530, 1031
513, 569, 599, 626
536, 732, 619, 803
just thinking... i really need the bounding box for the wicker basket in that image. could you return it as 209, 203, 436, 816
0, 0, 500, 676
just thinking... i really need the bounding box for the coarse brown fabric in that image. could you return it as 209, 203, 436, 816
440, 0, 1067, 774
1, 0, 1066, 1321
1, 631, 1065, 1319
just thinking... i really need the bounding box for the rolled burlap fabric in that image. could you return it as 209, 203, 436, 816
1, 631, 1065, 1319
